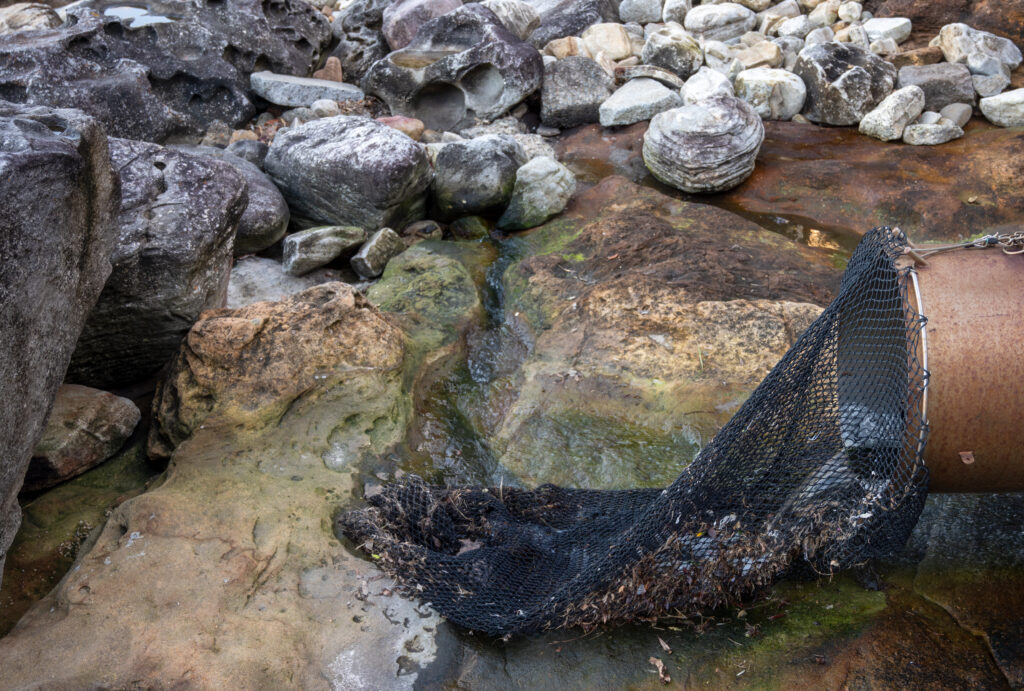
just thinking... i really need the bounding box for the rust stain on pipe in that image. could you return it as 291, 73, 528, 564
903, 249, 1024, 492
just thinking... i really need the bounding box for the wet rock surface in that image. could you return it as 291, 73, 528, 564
67, 138, 247, 390
0, 102, 119, 582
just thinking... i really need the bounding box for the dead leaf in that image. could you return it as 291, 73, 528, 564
658, 636, 672, 654
649, 657, 671, 684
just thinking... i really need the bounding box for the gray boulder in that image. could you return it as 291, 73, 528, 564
683, 3, 756, 41
793, 42, 896, 125
352, 228, 406, 278
0, 102, 120, 581
432, 135, 526, 218
0, 1, 332, 142
897, 63, 975, 111
937, 23, 1022, 76
541, 56, 615, 128
67, 139, 247, 389
599, 78, 684, 127
497, 156, 576, 229
979, 88, 1024, 128
24, 384, 140, 492
641, 23, 704, 80
172, 145, 290, 255
902, 120, 963, 145
265, 116, 432, 231
362, 5, 544, 131
283, 226, 368, 276
858, 85, 925, 141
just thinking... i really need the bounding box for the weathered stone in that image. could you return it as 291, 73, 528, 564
641, 22, 704, 79
937, 23, 1022, 76
794, 42, 897, 125
312, 56, 345, 82
431, 135, 525, 217
377, 115, 426, 140
497, 156, 576, 229
804, 26, 834, 46
265, 116, 432, 230
25, 385, 140, 492
250, 72, 364, 108
529, 0, 619, 49
973, 72, 1010, 98
226, 256, 345, 308
619, 65, 686, 89
362, 5, 544, 131
979, 88, 1024, 127
682, 65, 735, 105
352, 228, 406, 278
383, 0, 463, 50
540, 56, 615, 128
225, 138, 269, 167
543, 35, 590, 58
0, 102, 119, 581
171, 145, 290, 255
776, 14, 819, 38
643, 96, 764, 193
283, 226, 368, 275
582, 23, 633, 61
863, 16, 911, 43
870, 37, 899, 55
482, 0, 541, 39
684, 2, 756, 40
735, 67, 807, 120
600, 78, 683, 126
938, 102, 972, 127
68, 139, 246, 389
858, 84, 925, 140
838, 1, 861, 23
619, 0, 663, 24
0, 2, 331, 142
0, 3, 59, 34
916, 110, 941, 124
890, 45, 944, 69
901, 120, 963, 145
737, 37, 784, 69
329, 0, 389, 84
806, 0, 839, 25
897, 63, 975, 111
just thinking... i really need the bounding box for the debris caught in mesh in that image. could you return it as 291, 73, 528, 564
336, 228, 930, 636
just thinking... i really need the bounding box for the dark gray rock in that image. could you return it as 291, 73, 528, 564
25, 384, 140, 492
540, 56, 614, 128
362, 4, 544, 131
330, 0, 393, 84
172, 145, 290, 255
793, 42, 897, 125
0, 101, 120, 581
225, 138, 269, 168
432, 134, 525, 218
0, 0, 332, 142
897, 63, 976, 112
528, 0, 618, 48
382, 0, 463, 50
67, 139, 247, 389
265, 116, 432, 230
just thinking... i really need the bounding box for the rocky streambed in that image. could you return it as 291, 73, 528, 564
1, 0, 1023, 687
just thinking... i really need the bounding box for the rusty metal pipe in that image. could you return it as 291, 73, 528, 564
901, 248, 1024, 492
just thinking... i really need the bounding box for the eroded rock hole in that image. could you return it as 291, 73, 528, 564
411, 81, 466, 132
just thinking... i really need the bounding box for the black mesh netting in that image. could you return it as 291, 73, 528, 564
336, 227, 931, 636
